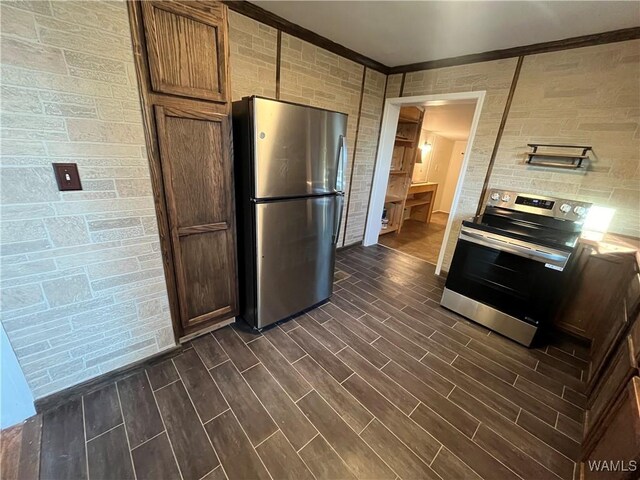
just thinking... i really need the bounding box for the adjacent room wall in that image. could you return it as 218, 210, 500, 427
489, 40, 640, 237
0, 0, 173, 399
424, 134, 454, 209
439, 141, 467, 213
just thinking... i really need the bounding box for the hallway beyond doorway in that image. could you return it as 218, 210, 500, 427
378, 212, 448, 265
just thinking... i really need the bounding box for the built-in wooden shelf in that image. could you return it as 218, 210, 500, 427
405, 197, 431, 208
389, 170, 408, 175
526, 143, 592, 169
385, 195, 404, 203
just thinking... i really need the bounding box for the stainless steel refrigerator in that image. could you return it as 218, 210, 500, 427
232, 96, 348, 329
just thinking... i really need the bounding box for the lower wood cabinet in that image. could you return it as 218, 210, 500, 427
581, 376, 640, 480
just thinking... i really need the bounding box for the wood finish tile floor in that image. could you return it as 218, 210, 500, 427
5, 245, 589, 480
378, 212, 448, 265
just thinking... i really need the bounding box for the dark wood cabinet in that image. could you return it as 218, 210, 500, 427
141, 1, 228, 102
581, 377, 640, 480
128, 0, 236, 340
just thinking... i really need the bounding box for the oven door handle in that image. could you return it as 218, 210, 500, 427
459, 228, 570, 269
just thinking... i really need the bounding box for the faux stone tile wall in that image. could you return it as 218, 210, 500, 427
0, 0, 173, 398
400, 59, 519, 270
490, 41, 640, 237
228, 11, 277, 101
343, 69, 386, 246
279, 33, 365, 246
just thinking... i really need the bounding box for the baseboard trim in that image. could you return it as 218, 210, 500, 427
34, 344, 185, 413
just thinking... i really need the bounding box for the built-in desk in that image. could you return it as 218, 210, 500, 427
405, 182, 438, 225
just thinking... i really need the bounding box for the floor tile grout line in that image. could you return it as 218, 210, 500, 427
129, 429, 166, 451
295, 432, 320, 454
171, 356, 229, 479
114, 381, 138, 480
198, 465, 221, 480
428, 445, 443, 467
144, 370, 184, 480
85, 421, 124, 443
252, 428, 282, 450
339, 371, 355, 385
152, 378, 181, 392
357, 417, 375, 436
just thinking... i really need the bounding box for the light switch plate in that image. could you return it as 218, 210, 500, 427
52, 163, 82, 191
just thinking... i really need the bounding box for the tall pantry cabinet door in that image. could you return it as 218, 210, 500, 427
141, 1, 229, 102
155, 106, 238, 330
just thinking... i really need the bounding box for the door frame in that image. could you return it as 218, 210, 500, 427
363, 91, 486, 275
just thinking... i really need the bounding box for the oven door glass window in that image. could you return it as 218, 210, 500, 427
445, 239, 564, 325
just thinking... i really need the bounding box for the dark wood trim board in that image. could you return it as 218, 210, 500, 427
275, 29, 282, 99
223, 1, 388, 73
342, 67, 368, 247
476, 55, 524, 216
34, 345, 183, 414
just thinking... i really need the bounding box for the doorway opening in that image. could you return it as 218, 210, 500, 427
364, 92, 485, 275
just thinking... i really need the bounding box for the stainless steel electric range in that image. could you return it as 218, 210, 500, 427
441, 189, 592, 347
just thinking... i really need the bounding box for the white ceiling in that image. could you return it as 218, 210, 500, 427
423, 103, 476, 141
253, 1, 640, 67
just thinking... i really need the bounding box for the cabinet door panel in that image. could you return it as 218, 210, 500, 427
582, 377, 640, 480
155, 105, 237, 331
142, 1, 227, 102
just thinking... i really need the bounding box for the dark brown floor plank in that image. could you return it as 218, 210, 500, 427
297, 391, 395, 479
297, 314, 347, 353
517, 410, 581, 461
173, 349, 228, 423
39, 400, 86, 480
556, 413, 583, 443
536, 361, 585, 393
330, 293, 366, 319
247, 337, 311, 401
83, 383, 122, 440
146, 358, 179, 390
383, 316, 457, 363
430, 447, 483, 480
410, 403, 519, 480
231, 322, 262, 344
201, 466, 227, 480
342, 374, 442, 466
293, 355, 372, 433
359, 314, 426, 360
335, 288, 392, 321
473, 423, 562, 480
323, 318, 389, 368
360, 419, 440, 480
298, 435, 357, 480
306, 303, 333, 323
243, 364, 317, 451
371, 337, 453, 397
131, 432, 181, 480
533, 349, 583, 378
288, 327, 352, 383
421, 352, 521, 422
117, 371, 164, 448
255, 430, 314, 480
263, 325, 306, 363
452, 354, 558, 425
515, 376, 583, 423
546, 346, 589, 370
563, 386, 587, 408
204, 410, 271, 480
210, 361, 278, 446
466, 338, 565, 396
447, 336, 518, 384
192, 333, 229, 369
213, 327, 259, 372
449, 386, 575, 479
86, 424, 134, 480
337, 347, 419, 415
381, 360, 479, 438
154, 381, 219, 480
323, 304, 381, 343
278, 317, 301, 332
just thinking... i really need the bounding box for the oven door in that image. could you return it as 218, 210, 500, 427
445, 226, 572, 326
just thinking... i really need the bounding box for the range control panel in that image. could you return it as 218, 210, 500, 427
485, 189, 592, 222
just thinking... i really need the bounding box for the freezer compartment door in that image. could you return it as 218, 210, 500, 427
255, 195, 342, 328
253, 97, 348, 199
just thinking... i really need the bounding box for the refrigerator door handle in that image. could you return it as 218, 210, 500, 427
332, 194, 344, 245
336, 135, 347, 193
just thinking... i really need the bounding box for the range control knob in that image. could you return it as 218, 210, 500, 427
574, 206, 587, 217
490, 192, 500, 201
559, 203, 572, 213
501, 193, 511, 202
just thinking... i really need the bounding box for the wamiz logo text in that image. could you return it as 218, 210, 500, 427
587, 460, 637, 472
